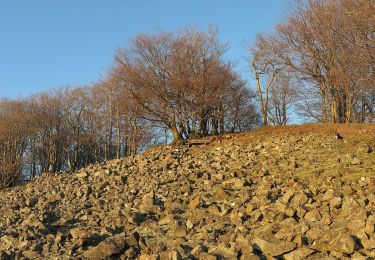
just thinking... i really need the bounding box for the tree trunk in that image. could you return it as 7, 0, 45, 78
219, 108, 224, 134
116, 107, 121, 159
345, 92, 351, 124
199, 110, 208, 136
282, 102, 287, 126
319, 82, 328, 124
331, 88, 339, 123
171, 127, 182, 143
255, 70, 267, 126
108, 93, 114, 160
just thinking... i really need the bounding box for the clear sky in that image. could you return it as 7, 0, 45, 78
0, 0, 288, 99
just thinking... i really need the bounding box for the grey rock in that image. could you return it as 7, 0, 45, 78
283, 247, 315, 260
83, 235, 126, 259
329, 233, 356, 255
254, 238, 296, 256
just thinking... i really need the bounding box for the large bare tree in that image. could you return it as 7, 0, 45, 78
114, 27, 258, 141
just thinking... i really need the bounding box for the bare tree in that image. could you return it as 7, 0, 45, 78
114, 26, 258, 141
268, 74, 298, 125
0, 99, 30, 188
249, 0, 374, 124
250, 34, 281, 126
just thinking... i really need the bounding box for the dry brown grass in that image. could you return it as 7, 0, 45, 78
192, 123, 375, 150
143, 123, 375, 154
245, 123, 375, 137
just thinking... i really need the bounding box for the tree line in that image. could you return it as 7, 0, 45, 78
251, 0, 374, 125
0, 86, 154, 188
0, 28, 259, 188
1, 0, 374, 188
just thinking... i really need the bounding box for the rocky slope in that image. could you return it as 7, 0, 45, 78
0, 124, 375, 259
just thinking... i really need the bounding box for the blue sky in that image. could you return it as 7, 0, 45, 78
0, 0, 287, 99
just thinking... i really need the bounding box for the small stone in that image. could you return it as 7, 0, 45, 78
351, 251, 367, 260
320, 213, 332, 225
361, 237, 375, 250
186, 220, 194, 230
283, 247, 315, 260
22, 251, 41, 259
170, 221, 187, 238
284, 206, 296, 217
330, 197, 342, 208
341, 197, 361, 217
159, 250, 181, 260
348, 219, 366, 235
25, 195, 39, 207
124, 247, 139, 258
139, 254, 158, 260
304, 210, 321, 222
126, 231, 140, 247
140, 191, 156, 212
291, 192, 309, 206
240, 252, 260, 260
76, 171, 88, 178
223, 178, 245, 189
254, 238, 296, 257
246, 203, 254, 214
365, 216, 375, 236
305, 226, 324, 243
350, 157, 361, 165
70, 228, 89, 240
322, 189, 335, 201
282, 190, 295, 204
212, 187, 230, 201
329, 233, 356, 255
83, 235, 126, 259
188, 196, 202, 210
276, 201, 296, 217
190, 245, 203, 258
198, 252, 216, 260
159, 215, 174, 226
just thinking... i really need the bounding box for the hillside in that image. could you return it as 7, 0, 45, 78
0, 124, 374, 259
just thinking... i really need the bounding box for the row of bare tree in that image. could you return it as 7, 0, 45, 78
251, 0, 374, 125
0, 84, 156, 188
0, 28, 259, 188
